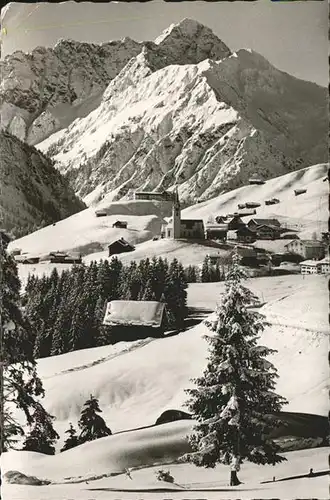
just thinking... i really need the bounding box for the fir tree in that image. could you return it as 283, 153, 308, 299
201, 256, 211, 283
182, 251, 287, 485
1, 233, 45, 451
22, 402, 59, 455
78, 395, 112, 444
60, 422, 80, 452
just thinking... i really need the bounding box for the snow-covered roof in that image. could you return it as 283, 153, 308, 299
318, 257, 330, 264
249, 218, 281, 227
285, 240, 324, 248
205, 224, 228, 231
299, 260, 320, 267
103, 300, 165, 328
108, 238, 134, 249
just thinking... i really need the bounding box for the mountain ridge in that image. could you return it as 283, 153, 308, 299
0, 130, 85, 238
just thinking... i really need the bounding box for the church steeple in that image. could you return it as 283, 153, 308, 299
172, 185, 181, 239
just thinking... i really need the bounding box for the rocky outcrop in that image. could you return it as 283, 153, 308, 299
0, 131, 85, 238
0, 19, 231, 145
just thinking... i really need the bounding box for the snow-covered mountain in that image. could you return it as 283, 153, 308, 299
2, 19, 327, 206
0, 131, 85, 238
0, 19, 230, 146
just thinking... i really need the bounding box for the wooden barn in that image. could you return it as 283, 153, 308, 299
294, 188, 307, 196
108, 238, 135, 257
248, 178, 265, 185
112, 220, 128, 229
95, 209, 108, 217
245, 202, 261, 209
103, 300, 167, 341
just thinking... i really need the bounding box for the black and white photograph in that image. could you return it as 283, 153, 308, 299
0, 1, 328, 499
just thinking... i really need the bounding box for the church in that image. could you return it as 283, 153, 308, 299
161, 188, 205, 240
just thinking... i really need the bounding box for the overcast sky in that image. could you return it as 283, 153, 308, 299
1, 0, 328, 86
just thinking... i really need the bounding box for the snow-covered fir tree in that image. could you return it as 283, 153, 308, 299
60, 422, 80, 452
78, 395, 112, 444
182, 249, 287, 485
22, 402, 59, 455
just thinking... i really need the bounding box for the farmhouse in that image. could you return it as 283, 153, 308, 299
248, 218, 281, 229
235, 226, 257, 243
108, 238, 135, 257
103, 300, 167, 341
205, 224, 228, 241
112, 220, 128, 229
284, 240, 325, 260
14, 255, 40, 264
253, 224, 282, 240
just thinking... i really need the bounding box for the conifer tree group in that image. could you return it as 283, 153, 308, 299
60, 395, 111, 452
24, 257, 188, 358
1, 232, 57, 452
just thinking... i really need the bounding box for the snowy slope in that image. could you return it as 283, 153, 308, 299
8, 275, 328, 454
8, 163, 328, 267
2, 446, 328, 499
33, 24, 327, 205
1, 276, 328, 497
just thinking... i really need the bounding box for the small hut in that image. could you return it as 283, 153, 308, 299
294, 188, 307, 196
108, 238, 135, 257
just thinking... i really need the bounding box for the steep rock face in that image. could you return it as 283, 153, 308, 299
0, 19, 231, 145
0, 131, 85, 238
37, 42, 327, 205
0, 38, 143, 144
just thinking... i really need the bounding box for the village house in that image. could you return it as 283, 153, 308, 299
284, 239, 325, 260
205, 224, 228, 241
317, 257, 330, 274
226, 215, 245, 230
299, 260, 321, 275
235, 226, 257, 243
253, 224, 282, 240
108, 238, 135, 257
14, 255, 40, 264
248, 218, 281, 230
103, 300, 167, 341
112, 220, 128, 229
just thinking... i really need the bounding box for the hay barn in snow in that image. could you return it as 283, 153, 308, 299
103, 300, 167, 341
